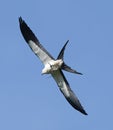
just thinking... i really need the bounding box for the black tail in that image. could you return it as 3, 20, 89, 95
57, 40, 82, 75
62, 63, 83, 75
57, 40, 69, 60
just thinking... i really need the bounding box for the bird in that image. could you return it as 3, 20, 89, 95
19, 17, 87, 115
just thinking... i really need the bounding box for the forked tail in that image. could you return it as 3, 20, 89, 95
57, 40, 82, 75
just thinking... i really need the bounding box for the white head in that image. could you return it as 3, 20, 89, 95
42, 64, 51, 74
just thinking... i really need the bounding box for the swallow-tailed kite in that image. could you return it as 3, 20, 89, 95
19, 17, 87, 115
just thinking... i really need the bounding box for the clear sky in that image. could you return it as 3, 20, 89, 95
0, 0, 113, 129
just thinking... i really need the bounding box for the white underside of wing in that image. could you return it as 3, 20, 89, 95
52, 70, 70, 97
51, 70, 87, 115
28, 40, 53, 65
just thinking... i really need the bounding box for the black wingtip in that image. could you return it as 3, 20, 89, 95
81, 109, 88, 115
66, 96, 88, 115
19, 17, 39, 43
19, 16, 29, 43
19, 16, 23, 24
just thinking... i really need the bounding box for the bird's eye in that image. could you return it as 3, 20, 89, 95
48, 63, 52, 68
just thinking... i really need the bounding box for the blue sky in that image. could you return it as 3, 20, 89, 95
0, 0, 113, 129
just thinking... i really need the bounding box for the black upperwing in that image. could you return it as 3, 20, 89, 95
19, 17, 54, 65
52, 70, 87, 115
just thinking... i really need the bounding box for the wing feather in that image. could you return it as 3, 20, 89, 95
52, 70, 87, 115
19, 17, 54, 65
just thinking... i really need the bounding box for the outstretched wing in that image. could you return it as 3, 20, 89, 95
19, 17, 54, 65
52, 70, 87, 115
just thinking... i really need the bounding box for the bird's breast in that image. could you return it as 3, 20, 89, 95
42, 59, 63, 74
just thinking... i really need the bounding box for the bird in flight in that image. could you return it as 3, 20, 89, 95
19, 17, 87, 115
